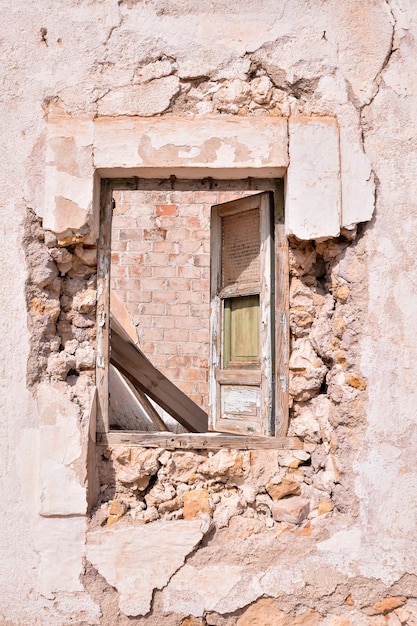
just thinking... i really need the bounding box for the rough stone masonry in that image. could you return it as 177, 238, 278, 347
2, 1, 417, 625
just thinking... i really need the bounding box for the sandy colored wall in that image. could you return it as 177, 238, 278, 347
1, 1, 417, 624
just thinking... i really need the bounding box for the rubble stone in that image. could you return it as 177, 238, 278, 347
250, 76, 273, 104
271, 497, 310, 524
289, 338, 328, 401
237, 598, 322, 626
183, 490, 212, 520
366, 597, 407, 616
213, 79, 251, 113
266, 477, 302, 500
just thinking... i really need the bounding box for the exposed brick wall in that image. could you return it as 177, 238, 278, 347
111, 189, 254, 411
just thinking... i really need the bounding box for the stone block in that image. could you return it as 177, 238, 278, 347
286, 116, 341, 240
266, 477, 301, 500
183, 489, 212, 520
93, 116, 288, 175
271, 496, 310, 524
97, 76, 180, 117
43, 105, 95, 234
87, 520, 206, 616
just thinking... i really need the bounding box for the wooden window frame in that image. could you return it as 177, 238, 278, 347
96, 177, 298, 450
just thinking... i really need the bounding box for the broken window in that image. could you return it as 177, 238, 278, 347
96, 178, 290, 448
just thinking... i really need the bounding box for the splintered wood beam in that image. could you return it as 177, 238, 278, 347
110, 316, 209, 433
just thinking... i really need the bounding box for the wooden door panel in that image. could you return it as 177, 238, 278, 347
209, 192, 274, 436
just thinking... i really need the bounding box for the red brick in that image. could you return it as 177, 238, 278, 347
156, 216, 182, 230
128, 266, 152, 278
184, 216, 202, 228
111, 266, 127, 279
177, 291, 203, 304
152, 240, 177, 253
183, 368, 206, 381
192, 356, 209, 368
176, 381, 197, 396
152, 290, 177, 304
166, 355, 192, 367
149, 191, 170, 203
194, 255, 210, 267
193, 191, 219, 203
115, 278, 141, 291
168, 253, 193, 265
175, 316, 204, 330
111, 241, 127, 252
140, 342, 155, 355
166, 228, 189, 242
141, 277, 167, 291
119, 228, 142, 240
177, 265, 201, 279
163, 329, 189, 342
156, 204, 177, 217
215, 191, 252, 203
148, 252, 170, 266
177, 342, 204, 355
112, 215, 138, 228
127, 240, 148, 252
152, 265, 176, 278
161, 366, 181, 380
168, 304, 189, 316
167, 278, 191, 291
190, 330, 209, 343
123, 254, 145, 266
153, 316, 175, 329
143, 227, 167, 241
190, 304, 209, 317
135, 314, 152, 329
197, 382, 209, 396
138, 302, 166, 316
175, 203, 204, 216
178, 240, 201, 254
158, 341, 180, 355
191, 278, 210, 291
126, 290, 152, 303
138, 328, 163, 342
168, 191, 195, 203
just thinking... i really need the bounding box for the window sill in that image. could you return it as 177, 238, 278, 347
97, 431, 303, 450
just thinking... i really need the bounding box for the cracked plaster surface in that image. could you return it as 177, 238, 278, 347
2, 0, 417, 623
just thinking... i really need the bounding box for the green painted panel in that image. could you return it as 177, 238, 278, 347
224, 295, 260, 368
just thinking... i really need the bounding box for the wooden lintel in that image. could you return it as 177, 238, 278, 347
98, 431, 303, 450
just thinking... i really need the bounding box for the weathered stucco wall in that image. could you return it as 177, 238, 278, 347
1, 1, 417, 624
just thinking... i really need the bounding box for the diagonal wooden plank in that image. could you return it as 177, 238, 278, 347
110, 315, 208, 433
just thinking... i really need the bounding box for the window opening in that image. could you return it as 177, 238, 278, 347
96, 177, 290, 449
